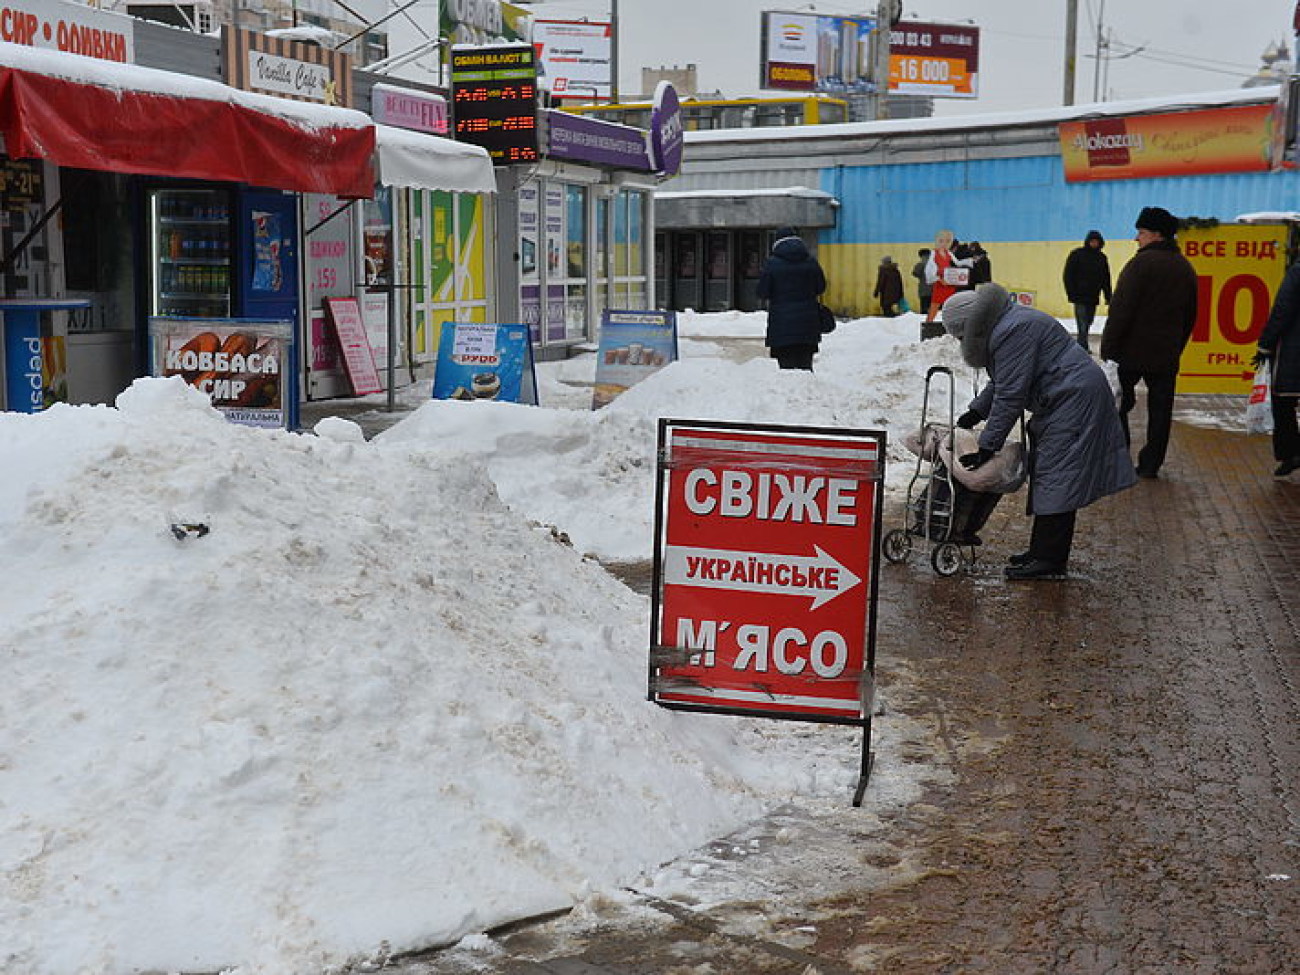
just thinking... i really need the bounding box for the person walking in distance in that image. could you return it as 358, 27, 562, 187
1255, 259, 1300, 477
943, 285, 1136, 580
912, 248, 933, 317
757, 226, 827, 371
873, 255, 905, 316
1099, 207, 1198, 479
1062, 230, 1113, 353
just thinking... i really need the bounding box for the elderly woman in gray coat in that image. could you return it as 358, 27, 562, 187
941, 284, 1136, 580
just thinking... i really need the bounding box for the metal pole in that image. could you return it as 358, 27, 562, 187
1092, 0, 1106, 101
1063, 0, 1077, 105
610, 0, 619, 103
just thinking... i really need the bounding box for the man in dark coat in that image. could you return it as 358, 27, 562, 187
967, 242, 992, 286
757, 226, 827, 370
944, 284, 1136, 580
911, 248, 932, 316
1099, 207, 1199, 479
1062, 230, 1112, 353
873, 255, 904, 316
1256, 260, 1300, 476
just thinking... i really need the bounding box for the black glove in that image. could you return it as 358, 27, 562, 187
959, 447, 995, 471
955, 409, 982, 430
1251, 349, 1272, 369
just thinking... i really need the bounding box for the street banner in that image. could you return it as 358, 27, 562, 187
431, 322, 538, 405
1059, 104, 1275, 182
887, 21, 980, 99
760, 10, 876, 94
592, 309, 677, 409
150, 317, 294, 428
1178, 223, 1290, 395
650, 419, 884, 728
533, 19, 612, 102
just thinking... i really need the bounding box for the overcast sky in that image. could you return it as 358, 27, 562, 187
516, 0, 1296, 115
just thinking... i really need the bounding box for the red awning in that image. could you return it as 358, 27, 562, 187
0, 45, 374, 198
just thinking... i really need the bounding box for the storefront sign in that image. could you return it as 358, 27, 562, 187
223, 26, 353, 107
651, 419, 884, 724
546, 110, 652, 169
650, 81, 683, 176
372, 83, 449, 135
592, 309, 677, 409
760, 10, 875, 94
431, 322, 538, 405
150, 317, 294, 428
1178, 223, 1289, 395
888, 21, 980, 99
323, 297, 382, 395
0, 0, 133, 62
1059, 104, 1276, 182
533, 18, 612, 102
450, 44, 539, 164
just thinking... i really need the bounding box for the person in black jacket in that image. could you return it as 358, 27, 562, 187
1062, 230, 1113, 353
873, 255, 904, 316
1256, 261, 1300, 476
967, 242, 992, 287
1099, 207, 1198, 479
757, 227, 827, 370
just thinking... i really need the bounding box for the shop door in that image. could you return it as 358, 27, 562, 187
671, 231, 702, 312
736, 231, 764, 312
704, 232, 732, 312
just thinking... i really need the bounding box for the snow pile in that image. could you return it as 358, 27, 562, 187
0, 378, 771, 975
0, 314, 977, 974
381, 314, 971, 561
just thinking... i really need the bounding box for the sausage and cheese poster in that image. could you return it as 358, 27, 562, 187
150, 317, 294, 429
650, 419, 884, 725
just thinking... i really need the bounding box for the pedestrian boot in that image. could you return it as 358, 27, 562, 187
1004, 559, 1068, 580
1008, 550, 1034, 567
1275, 457, 1300, 477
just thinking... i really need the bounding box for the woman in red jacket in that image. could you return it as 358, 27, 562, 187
921, 230, 973, 340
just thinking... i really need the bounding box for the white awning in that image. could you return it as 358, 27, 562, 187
374, 124, 496, 194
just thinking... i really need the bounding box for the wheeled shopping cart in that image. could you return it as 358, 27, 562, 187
882, 366, 1004, 576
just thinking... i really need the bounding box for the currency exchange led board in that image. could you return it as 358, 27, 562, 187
449, 44, 539, 164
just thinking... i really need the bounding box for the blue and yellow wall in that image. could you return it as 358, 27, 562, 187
815, 155, 1300, 318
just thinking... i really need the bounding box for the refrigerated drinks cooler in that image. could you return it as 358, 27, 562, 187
148, 187, 232, 319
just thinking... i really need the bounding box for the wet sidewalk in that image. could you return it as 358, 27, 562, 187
383, 396, 1300, 975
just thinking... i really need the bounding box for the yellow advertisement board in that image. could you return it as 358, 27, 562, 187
1178, 223, 1289, 395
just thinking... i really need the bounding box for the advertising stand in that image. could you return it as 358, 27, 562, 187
431, 322, 538, 405
650, 418, 886, 805
591, 308, 677, 409
150, 316, 296, 429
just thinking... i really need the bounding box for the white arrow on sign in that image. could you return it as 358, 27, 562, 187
663, 544, 862, 610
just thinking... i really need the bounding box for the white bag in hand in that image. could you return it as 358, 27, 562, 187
1246, 361, 1273, 435
1100, 359, 1122, 411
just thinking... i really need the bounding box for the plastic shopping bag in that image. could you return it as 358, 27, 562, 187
1246, 361, 1274, 435
1100, 359, 1122, 411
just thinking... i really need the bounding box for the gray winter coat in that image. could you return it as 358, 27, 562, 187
959, 284, 1136, 516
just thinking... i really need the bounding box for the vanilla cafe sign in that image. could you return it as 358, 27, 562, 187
247, 50, 331, 102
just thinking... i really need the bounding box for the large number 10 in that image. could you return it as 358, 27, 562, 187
1191, 273, 1271, 345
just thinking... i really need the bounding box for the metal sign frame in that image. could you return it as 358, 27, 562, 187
649, 417, 886, 805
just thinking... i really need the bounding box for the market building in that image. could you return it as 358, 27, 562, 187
657, 84, 1300, 372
